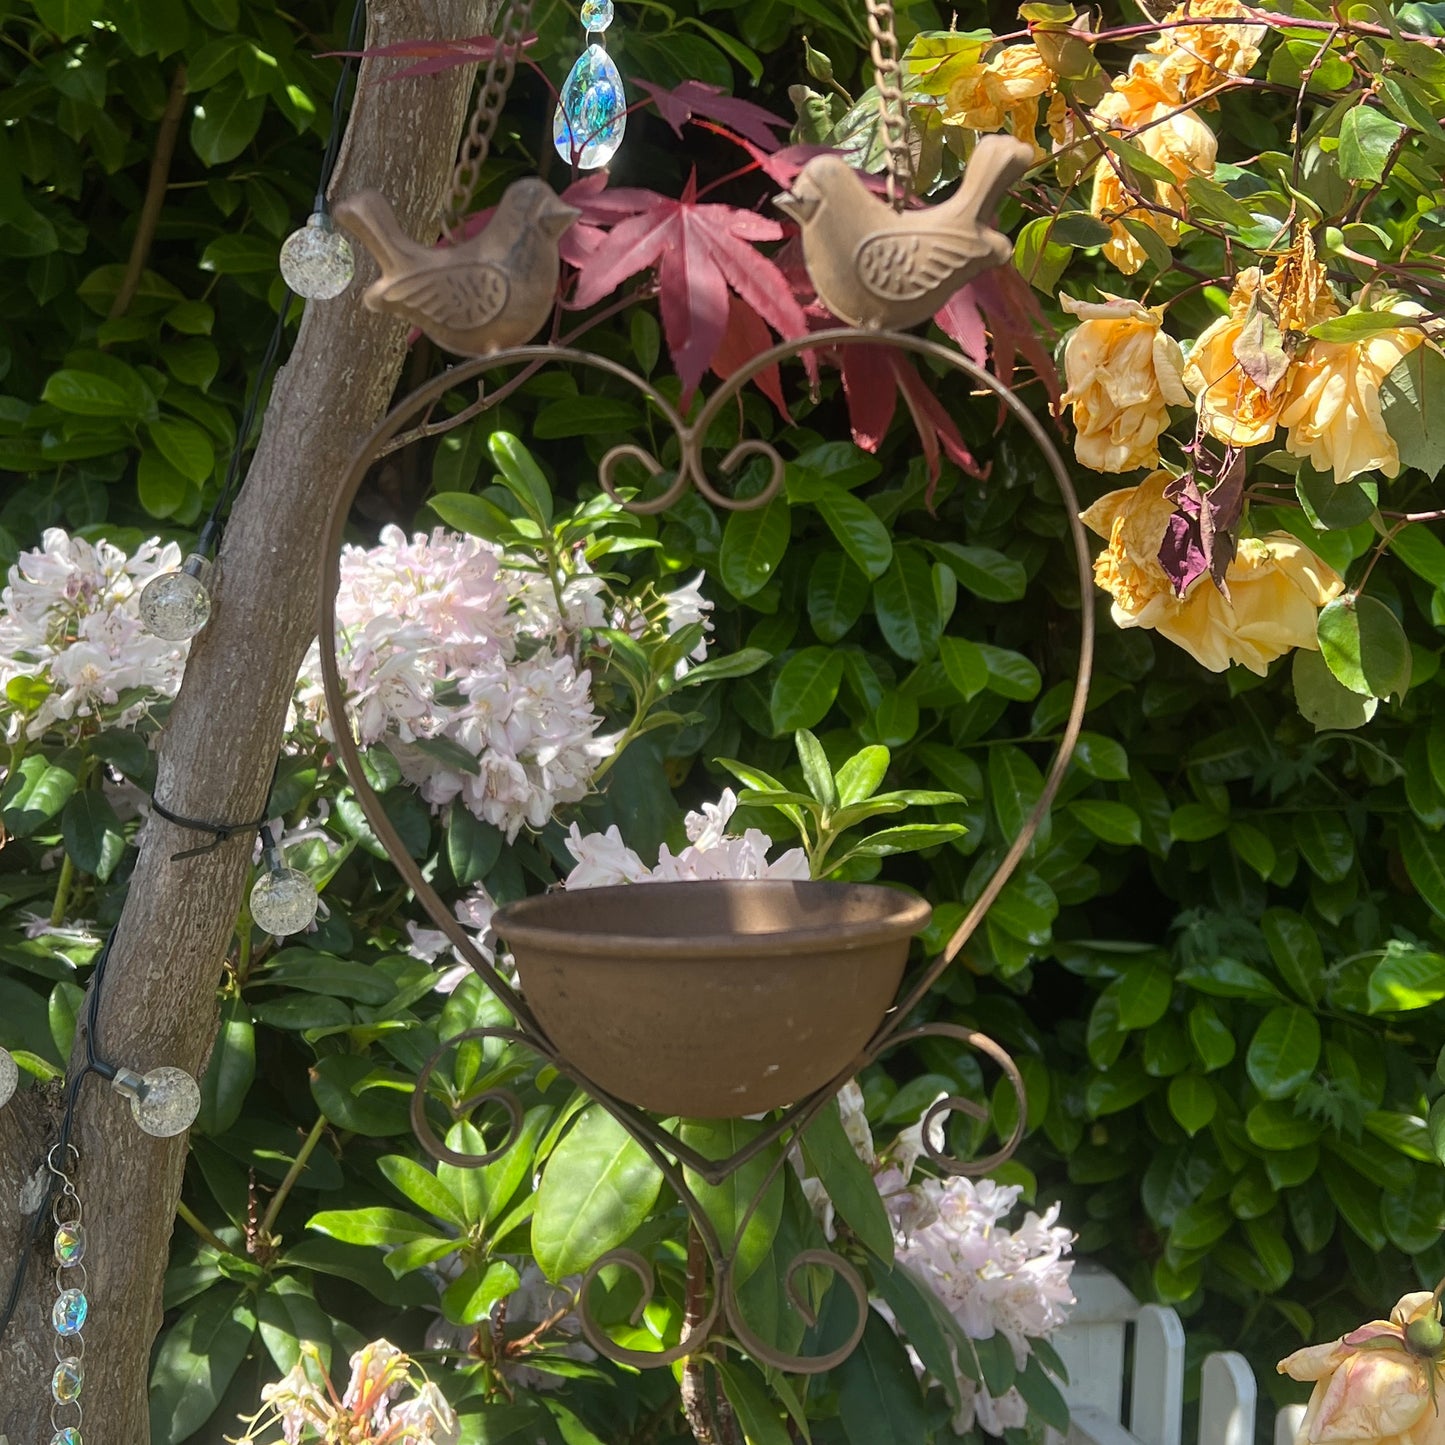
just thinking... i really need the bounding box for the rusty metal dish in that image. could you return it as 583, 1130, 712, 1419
494, 880, 931, 1118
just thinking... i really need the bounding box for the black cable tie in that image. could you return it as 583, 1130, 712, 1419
150, 797, 269, 861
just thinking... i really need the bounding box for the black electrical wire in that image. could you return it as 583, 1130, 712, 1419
0, 0, 370, 1351
0, 927, 116, 1347
196, 0, 368, 559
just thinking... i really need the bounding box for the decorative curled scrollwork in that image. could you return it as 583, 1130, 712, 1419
410, 1026, 545, 1168
723, 1248, 871, 1375
577, 1247, 723, 1370
875, 1025, 1028, 1178
322, 320, 1092, 1378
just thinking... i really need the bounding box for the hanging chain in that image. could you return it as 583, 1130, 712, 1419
864, 0, 912, 212
443, 0, 538, 240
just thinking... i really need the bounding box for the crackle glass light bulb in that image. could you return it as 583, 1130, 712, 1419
111, 1066, 200, 1138
279, 213, 355, 300
139, 553, 212, 642
250, 865, 319, 937
0, 1046, 16, 1107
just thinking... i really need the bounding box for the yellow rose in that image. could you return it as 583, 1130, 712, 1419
1183, 283, 1284, 448
1091, 163, 1179, 276
944, 44, 1051, 152
1279, 1293, 1445, 1445
1082, 472, 1344, 675
1279, 322, 1427, 484
1061, 294, 1189, 472
1147, 0, 1267, 101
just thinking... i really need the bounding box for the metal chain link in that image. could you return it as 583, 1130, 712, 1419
443, 0, 537, 240
864, 0, 912, 212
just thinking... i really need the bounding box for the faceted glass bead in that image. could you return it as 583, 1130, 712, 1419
51, 1428, 83, 1445
52, 1356, 84, 1403
0, 1046, 16, 1107
580, 0, 614, 30
52, 1288, 87, 1336
130, 1067, 201, 1138
554, 44, 627, 170
250, 866, 319, 937
54, 1221, 85, 1266
139, 561, 211, 642
280, 213, 355, 300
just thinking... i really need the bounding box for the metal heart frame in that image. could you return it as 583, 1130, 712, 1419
318, 327, 1095, 1374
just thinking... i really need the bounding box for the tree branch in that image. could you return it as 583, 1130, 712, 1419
0, 4, 497, 1437
108, 64, 189, 322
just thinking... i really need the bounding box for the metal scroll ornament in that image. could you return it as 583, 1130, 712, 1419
319, 0, 1088, 1380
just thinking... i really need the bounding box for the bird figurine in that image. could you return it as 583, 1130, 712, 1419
333, 178, 581, 357
774, 135, 1034, 331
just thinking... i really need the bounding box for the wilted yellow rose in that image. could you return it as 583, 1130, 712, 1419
944, 44, 1052, 152
1278, 1292, 1445, 1445
1183, 272, 1283, 447
1061, 294, 1189, 472
1184, 241, 1340, 446
1082, 471, 1344, 675
1279, 319, 1427, 484
1147, 0, 1267, 101
1088, 59, 1216, 275
1091, 163, 1180, 276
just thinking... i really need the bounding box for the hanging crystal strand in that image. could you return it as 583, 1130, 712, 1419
48, 1145, 87, 1445
554, 0, 626, 170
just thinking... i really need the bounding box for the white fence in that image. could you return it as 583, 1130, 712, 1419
1052, 1264, 1306, 1445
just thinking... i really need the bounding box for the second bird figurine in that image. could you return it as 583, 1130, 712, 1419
775, 135, 1035, 331
333, 178, 580, 357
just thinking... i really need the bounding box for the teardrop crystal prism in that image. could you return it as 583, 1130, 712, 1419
54, 1221, 85, 1266
53, 1287, 87, 1336
553, 43, 626, 170
50, 1429, 82, 1445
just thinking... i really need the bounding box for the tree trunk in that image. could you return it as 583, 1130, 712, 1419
0, 3, 493, 1437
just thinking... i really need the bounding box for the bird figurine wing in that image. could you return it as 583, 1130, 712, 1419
854, 228, 1000, 303
379, 264, 511, 333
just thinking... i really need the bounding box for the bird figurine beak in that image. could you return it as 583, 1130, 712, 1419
774, 190, 818, 225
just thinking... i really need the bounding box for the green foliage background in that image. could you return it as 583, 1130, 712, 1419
7, 0, 1445, 1440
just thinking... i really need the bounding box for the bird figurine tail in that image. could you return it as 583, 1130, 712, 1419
951, 135, 1035, 229
331, 191, 418, 284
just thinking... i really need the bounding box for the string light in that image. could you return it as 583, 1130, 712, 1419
279, 212, 355, 299
138, 552, 212, 642
139, 0, 366, 644
106, 1066, 201, 1139
249, 826, 319, 938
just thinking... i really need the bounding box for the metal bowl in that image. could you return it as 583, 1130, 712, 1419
494, 879, 932, 1118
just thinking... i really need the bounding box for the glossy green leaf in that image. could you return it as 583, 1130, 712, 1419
532, 1106, 663, 1281
1317, 595, 1412, 701
771, 647, 846, 733
148, 1289, 257, 1445
719, 497, 789, 599
800, 1096, 894, 1261
816, 485, 892, 579
196, 997, 255, 1137
874, 547, 942, 662
835, 1310, 929, 1445
1246, 1006, 1321, 1100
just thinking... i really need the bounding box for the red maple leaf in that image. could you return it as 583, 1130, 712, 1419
635, 80, 791, 153
570, 170, 809, 403
324, 33, 539, 82
840, 343, 983, 492
936, 265, 1063, 417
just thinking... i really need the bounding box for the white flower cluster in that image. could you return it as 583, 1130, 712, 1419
814, 1084, 1075, 1438
562, 789, 810, 888
0, 528, 187, 741
404, 882, 501, 994
297, 526, 613, 843
248, 1339, 454, 1445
